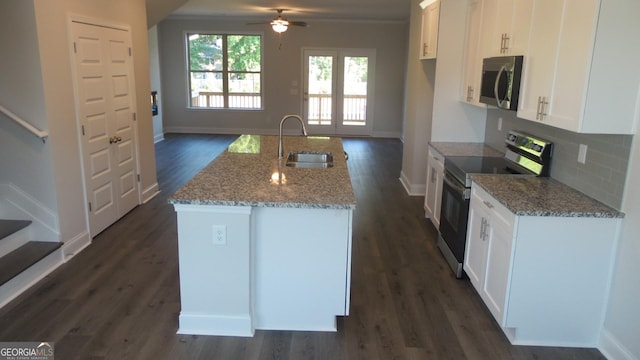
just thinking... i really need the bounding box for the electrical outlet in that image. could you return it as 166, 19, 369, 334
212, 225, 227, 245
578, 144, 588, 164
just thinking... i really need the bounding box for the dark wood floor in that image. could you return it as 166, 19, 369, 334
0, 134, 605, 360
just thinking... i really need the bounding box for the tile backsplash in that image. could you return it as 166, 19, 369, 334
484, 109, 632, 210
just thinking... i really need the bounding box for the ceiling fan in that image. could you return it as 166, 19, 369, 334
247, 9, 308, 33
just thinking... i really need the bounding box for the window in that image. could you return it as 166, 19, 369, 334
187, 33, 262, 109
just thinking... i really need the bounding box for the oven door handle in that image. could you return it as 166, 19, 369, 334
443, 171, 470, 200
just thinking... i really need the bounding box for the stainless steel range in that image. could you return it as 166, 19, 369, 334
438, 130, 553, 278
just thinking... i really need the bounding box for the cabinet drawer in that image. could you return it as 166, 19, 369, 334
471, 184, 515, 236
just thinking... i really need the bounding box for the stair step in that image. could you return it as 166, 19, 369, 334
0, 219, 32, 240
0, 241, 62, 287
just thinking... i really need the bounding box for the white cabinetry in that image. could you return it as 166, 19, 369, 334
460, 0, 483, 104
424, 146, 444, 228
464, 184, 514, 324
479, 0, 533, 57
419, 0, 440, 59
517, 0, 640, 134
464, 183, 620, 346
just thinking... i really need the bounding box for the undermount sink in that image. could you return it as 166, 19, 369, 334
285, 151, 334, 168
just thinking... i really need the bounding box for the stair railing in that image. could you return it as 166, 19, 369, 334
0, 104, 49, 143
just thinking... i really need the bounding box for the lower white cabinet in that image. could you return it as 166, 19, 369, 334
464, 183, 620, 347
424, 146, 444, 228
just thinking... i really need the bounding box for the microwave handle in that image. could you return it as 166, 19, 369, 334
494, 64, 507, 108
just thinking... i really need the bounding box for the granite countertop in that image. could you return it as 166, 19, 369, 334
429, 142, 505, 157
471, 175, 624, 218
169, 135, 356, 209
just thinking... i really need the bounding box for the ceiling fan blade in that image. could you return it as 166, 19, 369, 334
289, 21, 308, 27
246, 21, 271, 25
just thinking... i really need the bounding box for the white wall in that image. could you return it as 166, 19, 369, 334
600, 132, 640, 359
400, 0, 488, 195
148, 25, 165, 143
0, 1, 58, 214
157, 17, 408, 138
399, 0, 436, 195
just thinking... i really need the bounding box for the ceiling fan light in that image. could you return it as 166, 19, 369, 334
271, 20, 288, 33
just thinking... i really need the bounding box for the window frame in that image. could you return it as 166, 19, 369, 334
185, 31, 264, 111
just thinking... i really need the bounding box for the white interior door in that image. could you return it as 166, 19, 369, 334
303, 49, 375, 136
71, 21, 139, 236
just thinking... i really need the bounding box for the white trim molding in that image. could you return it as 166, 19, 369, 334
600, 329, 639, 360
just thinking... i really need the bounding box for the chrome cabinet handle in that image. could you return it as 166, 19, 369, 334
483, 200, 494, 209
109, 136, 122, 144
480, 218, 486, 240
540, 97, 548, 120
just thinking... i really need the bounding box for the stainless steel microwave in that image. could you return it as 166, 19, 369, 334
479, 55, 524, 111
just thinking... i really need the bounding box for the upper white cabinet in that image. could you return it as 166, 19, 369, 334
517, 0, 640, 134
460, 0, 483, 105
419, 0, 440, 59
479, 0, 533, 57
424, 146, 444, 228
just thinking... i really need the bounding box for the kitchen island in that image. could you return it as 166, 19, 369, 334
169, 135, 356, 337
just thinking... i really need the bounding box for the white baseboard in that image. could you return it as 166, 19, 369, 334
178, 313, 254, 337
399, 171, 426, 196
0, 183, 59, 242
62, 230, 91, 261
154, 133, 165, 143
0, 247, 64, 309
600, 329, 638, 360
372, 130, 402, 139
142, 182, 160, 204
163, 127, 403, 139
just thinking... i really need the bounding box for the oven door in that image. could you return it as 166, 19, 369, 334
439, 171, 471, 264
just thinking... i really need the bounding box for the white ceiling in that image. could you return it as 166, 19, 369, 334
170, 0, 412, 22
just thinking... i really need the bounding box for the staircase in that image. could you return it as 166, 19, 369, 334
0, 219, 63, 307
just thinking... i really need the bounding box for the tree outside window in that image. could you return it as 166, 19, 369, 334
187, 33, 262, 109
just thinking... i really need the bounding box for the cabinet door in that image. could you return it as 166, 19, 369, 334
480, 0, 532, 57
461, 0, 483, 104
463, 195, 490, 290
424, 149, 444, 227
546, 0, 599, 132
420, 1, 440, 59
483, 223, 512, 325
517, 0, 564, 122
432, 159, 444, 226
505, 0, 533, 56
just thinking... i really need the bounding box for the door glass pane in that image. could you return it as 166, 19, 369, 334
307, 56, 333, 125
342, 56, 368, 126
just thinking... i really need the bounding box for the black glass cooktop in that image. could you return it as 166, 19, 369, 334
445, 156, 532, 187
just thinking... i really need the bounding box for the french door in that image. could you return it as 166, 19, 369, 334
303, 49, 375, 136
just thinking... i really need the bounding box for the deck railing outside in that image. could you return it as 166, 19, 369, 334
191, 92, 366, 126
191, 92, 261, 109
307, 94, 367, 126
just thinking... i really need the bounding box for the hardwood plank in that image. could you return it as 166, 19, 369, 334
0, 134, 606, 359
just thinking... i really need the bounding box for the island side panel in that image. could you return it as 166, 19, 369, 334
253, 206, 353, 331
174, 204, 254, 337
